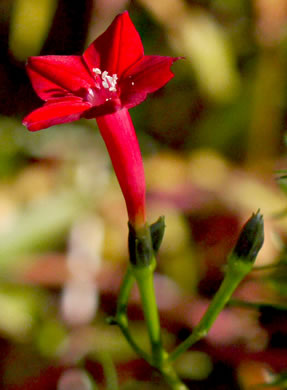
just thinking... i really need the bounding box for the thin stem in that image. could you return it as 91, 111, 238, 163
116, 321, 152, 363
116, 266, 135, 319
132, 261, 188, 390
229, 298, 287, 311
169, 262, 251, 362
118, 226, 189, 389
252, 263, 287, 271
160, 362, 189, 390
132, 260, 163, 366
115, 267, 151, 363
98, 352, 119, 390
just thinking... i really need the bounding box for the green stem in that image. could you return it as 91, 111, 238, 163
115, 267, 151, 363
229, 298, 287, 311
117, 321, 151, 363
160, 362, 189, 390
118, 223, 189, 389
169, 261, 251, 362
98, 352, 119, 390
132, 261, 188, 390
116, 267, 135, 321
132, 259, 163, 366
252, 263, 287, 271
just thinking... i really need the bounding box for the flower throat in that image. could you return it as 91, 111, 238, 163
92, 68, 118, 92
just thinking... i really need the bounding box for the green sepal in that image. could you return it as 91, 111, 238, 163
150, 216, 165, 253
128, 223, 153, 267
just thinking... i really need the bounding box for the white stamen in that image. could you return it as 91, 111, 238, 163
92, 68, 101, 75
87, 88, 95, 98
102, 80, 109, 89
106, 75, 113, 83
85, 88, 96, 103
131, 82, 135, 86
92, 68, 118, 92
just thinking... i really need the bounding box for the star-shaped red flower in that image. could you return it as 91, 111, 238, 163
23, 11, 179, 131
23, 11, 180, 228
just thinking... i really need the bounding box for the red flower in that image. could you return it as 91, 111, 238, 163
23, 11, 179, 227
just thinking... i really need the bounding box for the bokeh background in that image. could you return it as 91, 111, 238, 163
1, 0, 287, 389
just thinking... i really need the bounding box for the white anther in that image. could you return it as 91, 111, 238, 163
92, 68, 118, 92
102, 80, 109, 89
87, 87, 94, 96
105, 76, 113, 85
86, 87, 96, 101
93, 68, 101, 75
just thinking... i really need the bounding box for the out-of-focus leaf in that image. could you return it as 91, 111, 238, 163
138, 0, 240, 101
0, 286, 46, 341
36, 320, 67, 358
9, 0, 57, 60
267, 264, 287, 296
229, 298, 287, 312
0, 117, 27, 177
178, 9, 240, 102
0, 191, 85, 274
173, 351, 213, 380
188, 92, 250, 155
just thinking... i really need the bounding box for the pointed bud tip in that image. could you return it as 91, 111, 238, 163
150, 216, 165, 253
232, 209, 264, 264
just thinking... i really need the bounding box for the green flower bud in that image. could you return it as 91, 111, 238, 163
231, 210, 264, 265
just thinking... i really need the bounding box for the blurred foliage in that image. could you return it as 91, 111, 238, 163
1, 0, 287, 389
9, 0, 57, 60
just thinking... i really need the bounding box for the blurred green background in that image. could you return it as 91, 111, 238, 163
1, 0, 287, 389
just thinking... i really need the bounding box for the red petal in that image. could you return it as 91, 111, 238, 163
26, 56, 94, 101
83, 11, 143, 77
96, 109, 146, 226
23, 97, 91, 131
120, 55, 180, 109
